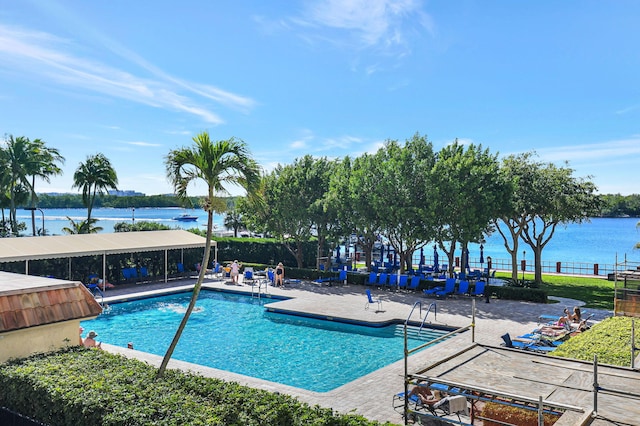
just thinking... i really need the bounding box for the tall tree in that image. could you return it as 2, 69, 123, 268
159, 132, 260, 379
72, 153, 118, 226
329, 154, 385, 272
431, 141, 510, 276
518, 160, 600, 284
223, 209, 246, 237
374, 134, 438, 273
493, 152, 536, 281
26, 138, 65, 235
247, 156, 334, 268
1, 135, 36, 235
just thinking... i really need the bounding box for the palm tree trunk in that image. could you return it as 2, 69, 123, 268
156, 207, 214, 379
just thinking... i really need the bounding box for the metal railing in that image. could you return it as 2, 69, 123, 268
410, 255, 617, 277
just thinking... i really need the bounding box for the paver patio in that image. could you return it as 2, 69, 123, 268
100, 275, 614, 424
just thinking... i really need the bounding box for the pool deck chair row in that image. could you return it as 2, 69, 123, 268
423, 279, 485, 299
314, 269, 347, 286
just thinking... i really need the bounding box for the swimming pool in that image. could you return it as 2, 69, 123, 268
82, 291, 448, 392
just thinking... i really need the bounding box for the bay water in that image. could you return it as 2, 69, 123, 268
14, 208, 640, 266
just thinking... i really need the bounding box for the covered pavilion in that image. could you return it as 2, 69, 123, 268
0, 230, 213, 287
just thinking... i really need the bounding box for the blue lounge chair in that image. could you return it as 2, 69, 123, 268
244, 268, 254, 285
315, 269, 347, 285
388, 273, 398, 290
365, 289, 382, 311
366, 272, 377, 286
398, 274, 408, 290
471, 280, 485, 297
501, 333, 556, 353
176, 263, 186, 277
408, 275, 421, 291
455, 280, 469, 296
435, 279, 456, 298
424, 277, 454, 296
331, 269, 347, 285
377, 273, 388, 288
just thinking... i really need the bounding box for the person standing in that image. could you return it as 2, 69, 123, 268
230, 260, 241, 285
275, 262, 285, 287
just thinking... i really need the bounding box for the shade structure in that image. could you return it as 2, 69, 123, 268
0, 230, 212, 284
0, 230, 210, 262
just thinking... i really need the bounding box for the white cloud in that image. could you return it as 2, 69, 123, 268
125, 141, 163, 148
294, 0, 433, 55
535, 138, 640, 165
0, 24, 255, 124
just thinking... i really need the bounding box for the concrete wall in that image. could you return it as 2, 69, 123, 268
0, 320, 82, 364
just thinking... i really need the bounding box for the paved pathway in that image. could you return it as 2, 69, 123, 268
100, 276, 613, 424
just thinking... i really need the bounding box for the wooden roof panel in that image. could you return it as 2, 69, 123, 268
0, 274, 103, 333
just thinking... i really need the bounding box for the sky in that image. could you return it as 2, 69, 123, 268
1, 0, 639, 196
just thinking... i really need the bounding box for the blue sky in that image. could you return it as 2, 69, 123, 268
1, 0, 639, 196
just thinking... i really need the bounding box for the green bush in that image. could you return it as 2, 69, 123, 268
551, 316, 640, 366
0, 348, 390, 426
489, 285, 547, 303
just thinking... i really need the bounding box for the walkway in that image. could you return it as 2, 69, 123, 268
100, 276, 614, 424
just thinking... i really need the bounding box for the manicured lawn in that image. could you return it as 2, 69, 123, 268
496, 272, 615, 310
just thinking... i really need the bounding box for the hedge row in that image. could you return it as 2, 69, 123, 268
0, 348, 389, 426
487, 285, 548, 303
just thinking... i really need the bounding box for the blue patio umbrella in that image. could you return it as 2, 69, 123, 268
336, 245, 341, 262
463, 247, 470, 272
479, 244, 485, 265
419, 247, 425, 267
433, 245, 439, 272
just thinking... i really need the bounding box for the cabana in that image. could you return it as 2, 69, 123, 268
0, 230, 213, 287
0, 272, 103, 363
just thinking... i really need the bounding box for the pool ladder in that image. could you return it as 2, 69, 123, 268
251, 279, 270, 299
404, 301, 436, 335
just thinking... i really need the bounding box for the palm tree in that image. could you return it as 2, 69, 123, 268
158, 131, 260, 379
2, 135, 36, 235
26, 139, 65, 236
223, 209, 246, 237
61, 217, 103, 234
72, 153, 118, 228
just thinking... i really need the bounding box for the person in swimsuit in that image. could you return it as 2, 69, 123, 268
275, 262, 285, 287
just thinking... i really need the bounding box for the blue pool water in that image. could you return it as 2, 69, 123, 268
81, 291, 447, 392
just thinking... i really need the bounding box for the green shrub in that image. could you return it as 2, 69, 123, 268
0, 348, 390, 425
551, 316, 640, 366
489, 285, 547, 303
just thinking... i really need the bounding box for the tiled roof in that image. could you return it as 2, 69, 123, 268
0, 272, 103, 332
